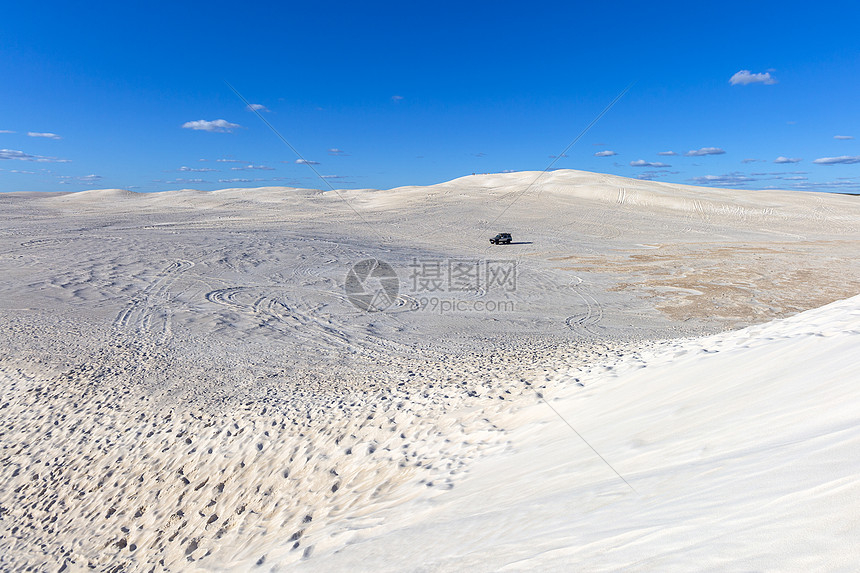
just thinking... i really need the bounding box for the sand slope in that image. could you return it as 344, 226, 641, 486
292, 295, 860, 571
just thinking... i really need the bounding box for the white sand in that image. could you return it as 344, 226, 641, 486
292, 295, 860, 571
0, 170, 858, 570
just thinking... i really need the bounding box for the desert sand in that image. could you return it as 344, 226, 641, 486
0, 170, 858, 571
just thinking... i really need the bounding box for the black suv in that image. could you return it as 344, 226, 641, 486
490, 232, 512, 245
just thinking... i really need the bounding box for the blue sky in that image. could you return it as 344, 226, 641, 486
2, 1, 859, 194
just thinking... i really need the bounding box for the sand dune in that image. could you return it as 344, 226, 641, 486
292, 295, 860, 571
0, 170, 858, 570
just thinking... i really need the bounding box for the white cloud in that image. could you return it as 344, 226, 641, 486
28, 131, 61, 140
231, 164, 275, 171
328, 148, 348, 156
58, 174, 102, 185
0, 130, 15, 134
774, 156, 802, 164
391, 95, 404, 102
834, 135, 854, 140
750, 171, 807, 178
181, 119, 241, 133
690, 173, 757, 186
594, 150, 617, 157
1, 149, 36, 160
637, 170, 679, 181
742, 158, 763, 164
295, 159, 319, 165
246, 103, 269, 112
157, 177, 208, 184
657, 151, 677, 156
784, 179, 859, 192
729, 70, 777, 86
178, 166, 218, 172
686, 147, 726, 157
219, 178, 253, 183
630, 159, 670, 167
813, 155, 860, 165
0, 148, 69, 162
216, 158, 245, 163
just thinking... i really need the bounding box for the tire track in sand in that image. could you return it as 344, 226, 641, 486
113, 259, 195, 344
564, 278, 605, 337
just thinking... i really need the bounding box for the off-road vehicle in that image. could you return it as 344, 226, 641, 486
490, 232, 512, 245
